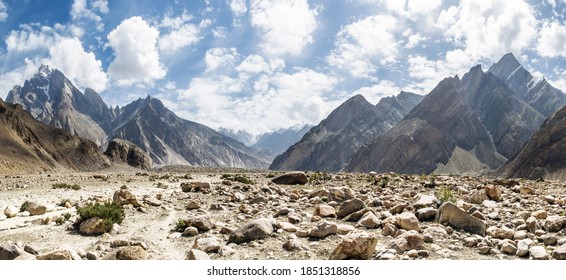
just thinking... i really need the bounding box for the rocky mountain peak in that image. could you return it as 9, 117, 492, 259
37, 64, 52, 79
489, 53, 522, 78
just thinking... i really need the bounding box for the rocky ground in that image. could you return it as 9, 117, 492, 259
1, 166, 566, 260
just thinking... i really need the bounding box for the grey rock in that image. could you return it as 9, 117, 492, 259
192, 235, 221, 253
271, 172, 308, 185
529, 246, 549, 260
187, 249, 210, 260
104, 139, 151, 169
416, 207, 437, 221
436, 202, 486, 236
329, 230, 378, 260
337, 198, 365, 219
308, 221, 338, 238
552, 244, 566, 260
228, 218, 274, 244
517, 239, 534, 257
116, 246, 147, 260
25, 202, 47, 216
4, 206, 18, 218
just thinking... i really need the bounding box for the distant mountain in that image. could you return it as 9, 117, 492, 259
6, 65, 111, 146
252, 124, 312, 159
109, 96, 271, 168
488, 53, 566, 117
347, 60, 549, 175
497, 105, 566, 180
270, 92, 423, 172
6, 65, 271, 169
0, 98, 109, 174
217, 128, 256, 146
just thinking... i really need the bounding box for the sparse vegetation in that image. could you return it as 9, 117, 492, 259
309, 172, 332, 185
75, 201, 125, 233
42, 217, 51, 225
221, 174, 254, 184
266, 173, 276, 178
435, 186, 457, 203
175, 219, 188, 232
52, 183, 81, 190
63, 213, 72, 221
55, 217, 65, 225
20, 201, 29, 213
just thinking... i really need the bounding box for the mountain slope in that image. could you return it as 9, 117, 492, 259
270, 92, 423, 172
109, 96, 271, 168
347, 63, 546, 175
252, 124, 312, 159
0, 98, 109, 174
497, 105, 566, 180
6, 65, 111, 146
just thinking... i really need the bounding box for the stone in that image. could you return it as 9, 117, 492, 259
356, 212, 381, 229
487, 226, 515, 240
544, 195, 556, 204
463, 237, 478, 247
283, 236, 308, 251
143, 196, 161, 206
192, 235, 221, 253
517, 239, 534, 257
186, 199, 201, 210
181, 182, 211, 193
104, 139, 151, 169
313, 204, 336, 218
79, 217, 108, 235
520, 186, 535, 195
485, 185, 501, 202
24, 245, 39, 255
396, 212, 420, 231
328, 187, 355, 202
382, 223, 398, 237
4, 205, 18, 218
481, 200, 498, 208
531, 210, 548, 220
500, 241, 517, 255
271, 172, 308, 185
436, 202, 486, 236
416, 207, 437, 221
514, 231, 528, 240
552, 244, 566, 260
231, 192, 245, 202
37, 249, 73, 260
277, 222, 298, 232
544, 215, 566, 232
337, 224, 356, 235
187, 249, 210, 260
113, 186, 141, 207
14, 252, 37, 260
467, 190, 488, 204
543, 235, 558, 246
329, 230, 378, 260
336, 198, 365, 219
308, 221, 338, 238
25, 202, 47, 216
423, 226, 448, 239
343, 209, 371, 222
185, 215, 215, 232
228, 218, 274, 244
388, 231, 424, 254
209, 204, 226, 211
116, 246, 147, 260
413, 195, 439, 209
0, 244, 25, 260
526, 216, 541, 233
288, 213, 302, 224
183, 227, 199, 236
529, 246, 549, 260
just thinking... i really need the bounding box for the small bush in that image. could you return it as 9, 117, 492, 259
309, 172, 332, 185
55, 217, 65, 225
175, 219, 188, 232
20, 201, 29, 213
435, 186, 457, 203
75, 201, 125, 233
42, 217, 51, 225
63, 213, 72, 221
221, 174, 254, 185
52, 183, 81, 190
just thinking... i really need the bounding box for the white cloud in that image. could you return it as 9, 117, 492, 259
229, 0, 247, 16
205, 47, 239, 72
158, 13, 206, 55
5, 27, 55, 52
0, 59, 39, 98
250, 0, 318, 57
443, 0, 537, 61
403, 29, 427, 49
327, 15, 398, 79
71, 0, 108, 30
0, 1, 7, 22
46, 37, 108, 92
537, 21, 566, 58
107, 16, 166, 86
351, 80, 401, 104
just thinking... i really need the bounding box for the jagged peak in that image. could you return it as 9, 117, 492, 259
37, 64, 52, 78
498, 52, 521, 68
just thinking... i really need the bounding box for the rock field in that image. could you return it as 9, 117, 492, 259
1, 168, 566, 260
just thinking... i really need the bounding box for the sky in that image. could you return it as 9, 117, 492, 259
0, 0, 565, 136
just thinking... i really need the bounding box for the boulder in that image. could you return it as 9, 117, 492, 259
187, 249, 210, 260
526, 216, 541, 233
181, 182, 211, 193
552, 244, 566, 260
143, 195, 161, 206
283, 235, 309, 251
184, 215, 215, 232
529, 246, 549, 260
271, 172, 308, 185
337, 198, 365, 219
308, 221, 338, 238
356, 212, 380, 229
116, 246, 147, 260
0, 244, 25, 260
192, 235, 221, 253
79, 217, 108, 235
25, 202, 47, 216
517, 239, 534, 257
113, 186, 141, 207
4, 206, 18, 218
467, 190, 488, 204
388, 231, 424, 253
329, 230, 377, 260
413, 195, 439, 209
103, 139, 152, 169
436, 202, 486, 236
416, 207, 437, 221
486, 226, 515, 240
544, 215, 566, 232
396, 212, 420, 231
228, 218, 274, 244
37, 249, 73, 260
485, 185, 501, 202
313, 204, 336, 218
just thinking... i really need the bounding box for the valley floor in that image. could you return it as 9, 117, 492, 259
0, 166, 565, 260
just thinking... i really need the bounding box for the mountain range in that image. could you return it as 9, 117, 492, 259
6, 65, 270, 169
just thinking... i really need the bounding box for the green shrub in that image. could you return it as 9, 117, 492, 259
63, 213, 72, 221
55, 217, 65, 225
175, 219, 188, 232
20, 201, 29, 213
435, 186, 457, 203
75, 201, 125, 233
221, 174, 254, 184
52, 183, 81, 190
309, 172, 332, 185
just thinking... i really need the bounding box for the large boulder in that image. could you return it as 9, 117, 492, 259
337, 198, 365, 219
329, 230, 377, 260
79, 217, 108, 235
388, 230, 424, 253
314, 204, 336, 218
116, 246, 147, 260
271, 172, 308, 185
228, 218, 274, 244
113, 185, 142, 207
184, 215, 215, 232
104, 139, 152, 170
25, 202, 47, 216
0, 244, 25, 260
308, 221, 338, 238
4, 206, 18, 218
436, 202, 486, 236
396, 212, 420, 231
544, 215, 566, 232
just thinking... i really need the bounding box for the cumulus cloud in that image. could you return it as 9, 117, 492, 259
229, 0, 247, 16
327, 15, 399, 79
250, 0, 318, 57
442, 0, 537, 61
5, 26, 55, 52
158, 12, 207, 55
351, 80, 401, 104
71, 0, 108, 30
0, 1, 7, 21
537, 21, 566, 58
205, 47, 239, 72
107, 16, 166, 86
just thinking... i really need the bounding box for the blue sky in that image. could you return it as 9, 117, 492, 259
0, 0, 565, 135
